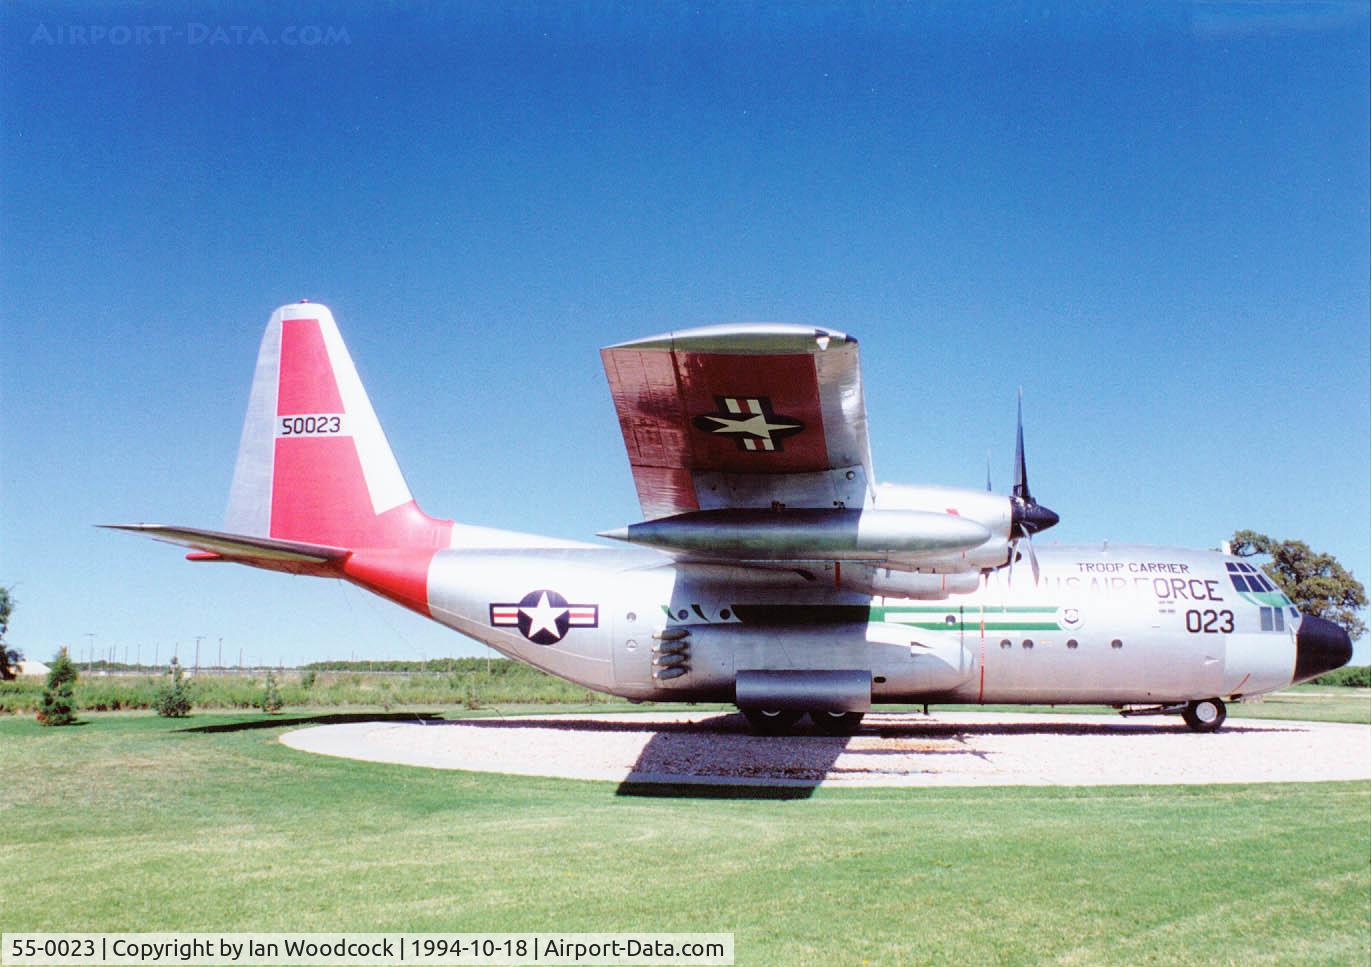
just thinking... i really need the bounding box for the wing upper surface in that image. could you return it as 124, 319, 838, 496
601, 323, 874, 519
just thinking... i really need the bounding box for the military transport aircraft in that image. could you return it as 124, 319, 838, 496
107, 303, 1352, 734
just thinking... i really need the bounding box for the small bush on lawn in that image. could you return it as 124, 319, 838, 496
37, 648, 78, 726
153, 659, 193, 717
260, 670, 283, 713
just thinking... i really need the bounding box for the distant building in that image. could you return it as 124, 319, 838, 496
16, 659, 50, 678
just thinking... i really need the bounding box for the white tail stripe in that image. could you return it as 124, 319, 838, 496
315, 309, 412, 516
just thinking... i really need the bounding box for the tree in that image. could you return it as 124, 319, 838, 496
0, 586, 20, 680
1231, 530, 1368, 639
37, 647, 78, 726
260, 669, 283, 714
153, 657, 192, 718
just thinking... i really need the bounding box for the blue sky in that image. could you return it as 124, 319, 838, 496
2, 2, 1368, 667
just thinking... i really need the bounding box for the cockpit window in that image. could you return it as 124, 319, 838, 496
1226, 562, 1279, 594
1259, 606, 1288, 632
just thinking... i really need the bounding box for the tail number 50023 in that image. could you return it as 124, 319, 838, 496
279, 415, 342, 436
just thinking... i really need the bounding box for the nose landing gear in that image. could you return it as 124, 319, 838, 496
1181, 697, 1227, 732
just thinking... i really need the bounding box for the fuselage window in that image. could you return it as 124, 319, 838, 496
1066, 638, 1079, 649
1273, 608, 1284, 631
1110, 638, 1123, 649
1022, 639, 1034, 649
1260, 607, 1274, 631
999, 638, 1012, 649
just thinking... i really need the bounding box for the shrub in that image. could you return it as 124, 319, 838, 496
300, 670, 317, 689
1313, 665, 1370, 687
153, 659, 193, 717
260, 670, 283, 713
37, 648, 78, 726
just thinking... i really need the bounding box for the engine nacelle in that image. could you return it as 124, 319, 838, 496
837, 564, 981, 599
602, 507, 990, 562
874, 483, 1013, 571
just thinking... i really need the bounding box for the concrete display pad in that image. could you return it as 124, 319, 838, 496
279, 710, 1371, 788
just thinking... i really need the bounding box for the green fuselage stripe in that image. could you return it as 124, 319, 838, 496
889, 621, 1063, 632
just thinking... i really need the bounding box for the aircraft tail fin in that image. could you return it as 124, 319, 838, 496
224, 302, 453, 551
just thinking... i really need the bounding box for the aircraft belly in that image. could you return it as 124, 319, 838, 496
974, 636, 1225, 704
668, 624, 971, 699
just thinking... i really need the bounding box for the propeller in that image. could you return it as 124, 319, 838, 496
1007, 389, 1059, 585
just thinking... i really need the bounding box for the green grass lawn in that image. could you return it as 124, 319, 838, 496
1, 708, 1367, 965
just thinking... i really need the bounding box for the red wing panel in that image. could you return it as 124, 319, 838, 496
676, 352, 829, 473
603, 342, 837, 518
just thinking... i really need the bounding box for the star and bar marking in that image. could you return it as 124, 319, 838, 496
490, 590, 599, 645
691, 396, 805, 452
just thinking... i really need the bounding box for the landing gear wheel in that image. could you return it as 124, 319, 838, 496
1182, 698, 1226, 732
810, 710, 865, 736
742, 708, 802, 735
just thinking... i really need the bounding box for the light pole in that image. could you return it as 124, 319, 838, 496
84, 633, 95, 670
194, 636, 204, 674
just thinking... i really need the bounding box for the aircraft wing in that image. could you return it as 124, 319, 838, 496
601, 324, 874, 520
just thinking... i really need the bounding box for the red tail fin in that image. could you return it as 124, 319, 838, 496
225, 303, 452, 552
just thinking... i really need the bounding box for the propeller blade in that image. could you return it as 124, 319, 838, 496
1003, 390, 1056, 588
1013, 388, 1029, 501
986, 451, 993, 492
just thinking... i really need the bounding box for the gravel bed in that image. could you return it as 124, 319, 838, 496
279, 710, 1371, 788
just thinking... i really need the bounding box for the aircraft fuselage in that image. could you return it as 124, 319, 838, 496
422, 540, 1310, 707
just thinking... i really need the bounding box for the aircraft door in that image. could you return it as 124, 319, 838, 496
904, 603, 976, 692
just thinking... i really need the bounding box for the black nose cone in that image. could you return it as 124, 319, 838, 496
1293, 615, 1353, 683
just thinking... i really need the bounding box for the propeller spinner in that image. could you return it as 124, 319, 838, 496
1008, 390, 1059, 584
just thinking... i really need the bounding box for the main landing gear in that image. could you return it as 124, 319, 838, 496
740, 708, 865, 736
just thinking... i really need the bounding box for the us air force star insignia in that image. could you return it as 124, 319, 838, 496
691, 396, 805, 452
489, 590, 599, 645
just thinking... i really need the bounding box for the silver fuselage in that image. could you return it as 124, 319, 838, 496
420, 540, 1300, 706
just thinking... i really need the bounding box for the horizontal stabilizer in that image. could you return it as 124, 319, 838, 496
100, 523, 348, 571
